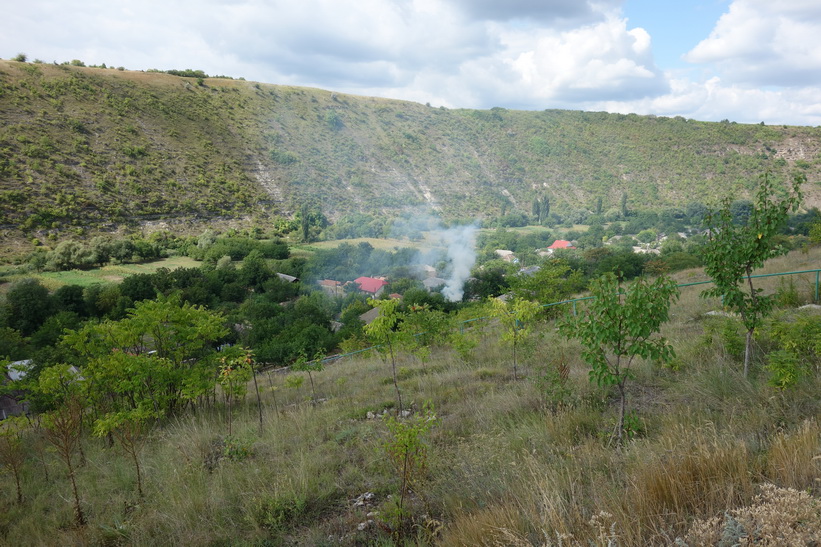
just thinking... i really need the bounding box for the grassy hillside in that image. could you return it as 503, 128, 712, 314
1, 249, 820, 545
2, 59, 821, 244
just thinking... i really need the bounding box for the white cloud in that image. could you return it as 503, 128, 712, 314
684, 0, 821, 86
3, 0, 821, 125
592, 74, 821, 126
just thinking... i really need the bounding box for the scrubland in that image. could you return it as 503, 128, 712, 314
1, 250, 820, 546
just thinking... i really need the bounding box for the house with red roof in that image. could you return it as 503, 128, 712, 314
354, 276, 389, 296
538, 240, 574, 256
548, 239, 574, 250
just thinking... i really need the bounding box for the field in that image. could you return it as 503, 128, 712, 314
0, 256, 202, 291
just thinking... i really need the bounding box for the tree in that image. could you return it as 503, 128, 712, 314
3, 278, 52, 335
93, 410, 150, 498
559, 273, 679, 445
63, 293, 228, 416
290, 350, 324, 403
509, 259, 584, 314
364, 298, 408, 412
0, 416, 28, 504
491, 297, 542, 380
382, 402, 438, 542
218, 350, 253, 436
701, 173, 803, 376
42, 395, 86, 526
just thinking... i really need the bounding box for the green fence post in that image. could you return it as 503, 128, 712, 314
816, 270, 819, 302
572, 300, 577, 316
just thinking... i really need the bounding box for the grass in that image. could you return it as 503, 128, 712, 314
1, 250, 820, 545
1, 256, 202, 290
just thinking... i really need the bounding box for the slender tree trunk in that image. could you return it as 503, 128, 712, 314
252, 368, 263, 433
616, 381, 626, 446
12, 465, 22, 504
66, 456, 85, 526
308, 370, 316, 403
227, 391, 233, 437
388, 339, 403, 413
744, 329, 753, 378
512, 335, 518, 380
131, 448, 143, 498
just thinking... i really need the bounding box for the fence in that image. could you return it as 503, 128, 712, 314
291, 268, 821, 369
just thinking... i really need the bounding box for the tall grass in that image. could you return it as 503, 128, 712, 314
2, 250, 821, 545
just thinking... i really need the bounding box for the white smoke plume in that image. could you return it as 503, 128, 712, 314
390, 209, 479, 302
437, 224, 478, 302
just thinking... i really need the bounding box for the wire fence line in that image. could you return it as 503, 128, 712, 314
263, 268, 821, 372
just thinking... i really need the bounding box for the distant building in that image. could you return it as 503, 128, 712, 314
519, 265, 541, 277
548, 240, 575, 250
358, 307, 381, 325
318, 279, 344, 296
542, 240, 575, 255
354, 276, 389, 296
422, 277, 447, 292
495, 250, 516, 262
2, 360, 32, 419
276, 273, 299, 283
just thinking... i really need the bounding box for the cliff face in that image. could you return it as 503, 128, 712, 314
1, 60, 819, 241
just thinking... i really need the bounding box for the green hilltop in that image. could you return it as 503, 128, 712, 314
1, 59, 820, 241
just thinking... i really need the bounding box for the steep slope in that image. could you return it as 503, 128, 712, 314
1, 59, 820, 241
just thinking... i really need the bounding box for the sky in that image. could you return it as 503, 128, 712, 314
3, 0, 821, 126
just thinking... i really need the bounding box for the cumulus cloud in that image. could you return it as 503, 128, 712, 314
3, 0, 821, 125
684, 0, 821, 87
451, 0, 620, 25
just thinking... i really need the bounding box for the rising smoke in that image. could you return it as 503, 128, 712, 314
392, 210, 479, 302
437, 224, 478, 301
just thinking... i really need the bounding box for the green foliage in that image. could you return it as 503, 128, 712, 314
383, 402, 438, 540
762, 310, 821, 389
364, 298, 408, 411
1, 59, 817, 244
701, 172, 803, 375
0, 416, 28, 504
2, 278, 52, 335
250, 493, 309, 533
490, 296, 542, 380
560, 272, 678, 444
62, 293, 228, 416
509, 259, 585, 311
290, 350, 324, 402
765, 350, 804, 389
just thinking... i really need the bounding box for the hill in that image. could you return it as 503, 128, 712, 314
1, 59, 821, 243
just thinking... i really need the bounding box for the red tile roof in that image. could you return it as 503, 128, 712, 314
548, 239, 574, 249
354, 276, 389, 294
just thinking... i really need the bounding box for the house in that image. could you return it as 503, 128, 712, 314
358, 307, 382, 325
422, 277, 447, 292
1, 360, 32, 420
276, 273, 299, 283
542, 240, 576, 255
318, 279, 344, 296
495, 250, 516, 262
420, 265, 437, 278
519, 265, 541, 277
548, 240, 575, 250
354, 276, 389, 296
